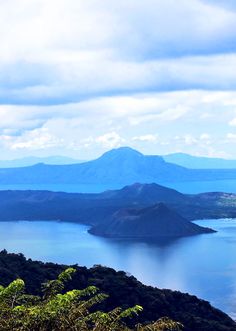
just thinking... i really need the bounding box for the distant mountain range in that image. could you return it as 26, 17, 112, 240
163, 152, 236, 169
0, 183, 235, 238
2, 150, 236, 170
0, 156, 83, 168
1, 147, 236, 189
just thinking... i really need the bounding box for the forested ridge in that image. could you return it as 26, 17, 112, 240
0, 266, 182, 330
0, 251, 235, 331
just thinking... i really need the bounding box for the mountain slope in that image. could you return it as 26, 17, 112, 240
100, 182, 186, 204
1, 147, 236, 188
89, 203, 214, 238
164, 153, 236, 169
0, 183, 235, 225
0, 156, 83, 168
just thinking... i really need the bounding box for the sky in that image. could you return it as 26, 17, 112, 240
1, 0, 236, 160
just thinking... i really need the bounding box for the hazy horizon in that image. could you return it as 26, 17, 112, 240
1, 146, 236, 162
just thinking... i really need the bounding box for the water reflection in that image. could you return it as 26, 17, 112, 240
0, 219, 236, 318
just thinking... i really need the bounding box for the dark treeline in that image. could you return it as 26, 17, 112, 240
0, 251, 235, 331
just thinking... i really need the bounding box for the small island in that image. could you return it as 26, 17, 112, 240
89, 203, 215, 239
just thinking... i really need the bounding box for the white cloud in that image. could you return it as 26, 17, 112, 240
0, 0, 235, 159
0, 1, 236, 104
2, 54, 236, 105
200, 133, 211, 140
128, 104, 190, 126
1, 0, 236, 62
0, 90, 235, 158
184, 135, 198, 145
132, 134, 158, 142
226, 133, 236, 141
229, 118, 236, 126
1, 128, 64, 150
95, 132, 125, 148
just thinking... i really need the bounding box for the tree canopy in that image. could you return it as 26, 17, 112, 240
0, 267, 182, 331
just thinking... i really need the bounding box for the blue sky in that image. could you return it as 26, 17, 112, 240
0, 0, 236, 159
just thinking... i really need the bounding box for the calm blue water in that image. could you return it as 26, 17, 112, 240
0, 179, 236, 193
0, 219, 236, 318
163, 180, 236, 194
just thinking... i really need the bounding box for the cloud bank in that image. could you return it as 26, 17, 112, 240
0, 0, 236, 158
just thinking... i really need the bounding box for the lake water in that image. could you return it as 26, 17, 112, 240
163, 179, 236, 194
0, 219, 236, 319
1, 179, 236, 194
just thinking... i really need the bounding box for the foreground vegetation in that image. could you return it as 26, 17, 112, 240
0, 251, 235, 331
0, 267, 182, 331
